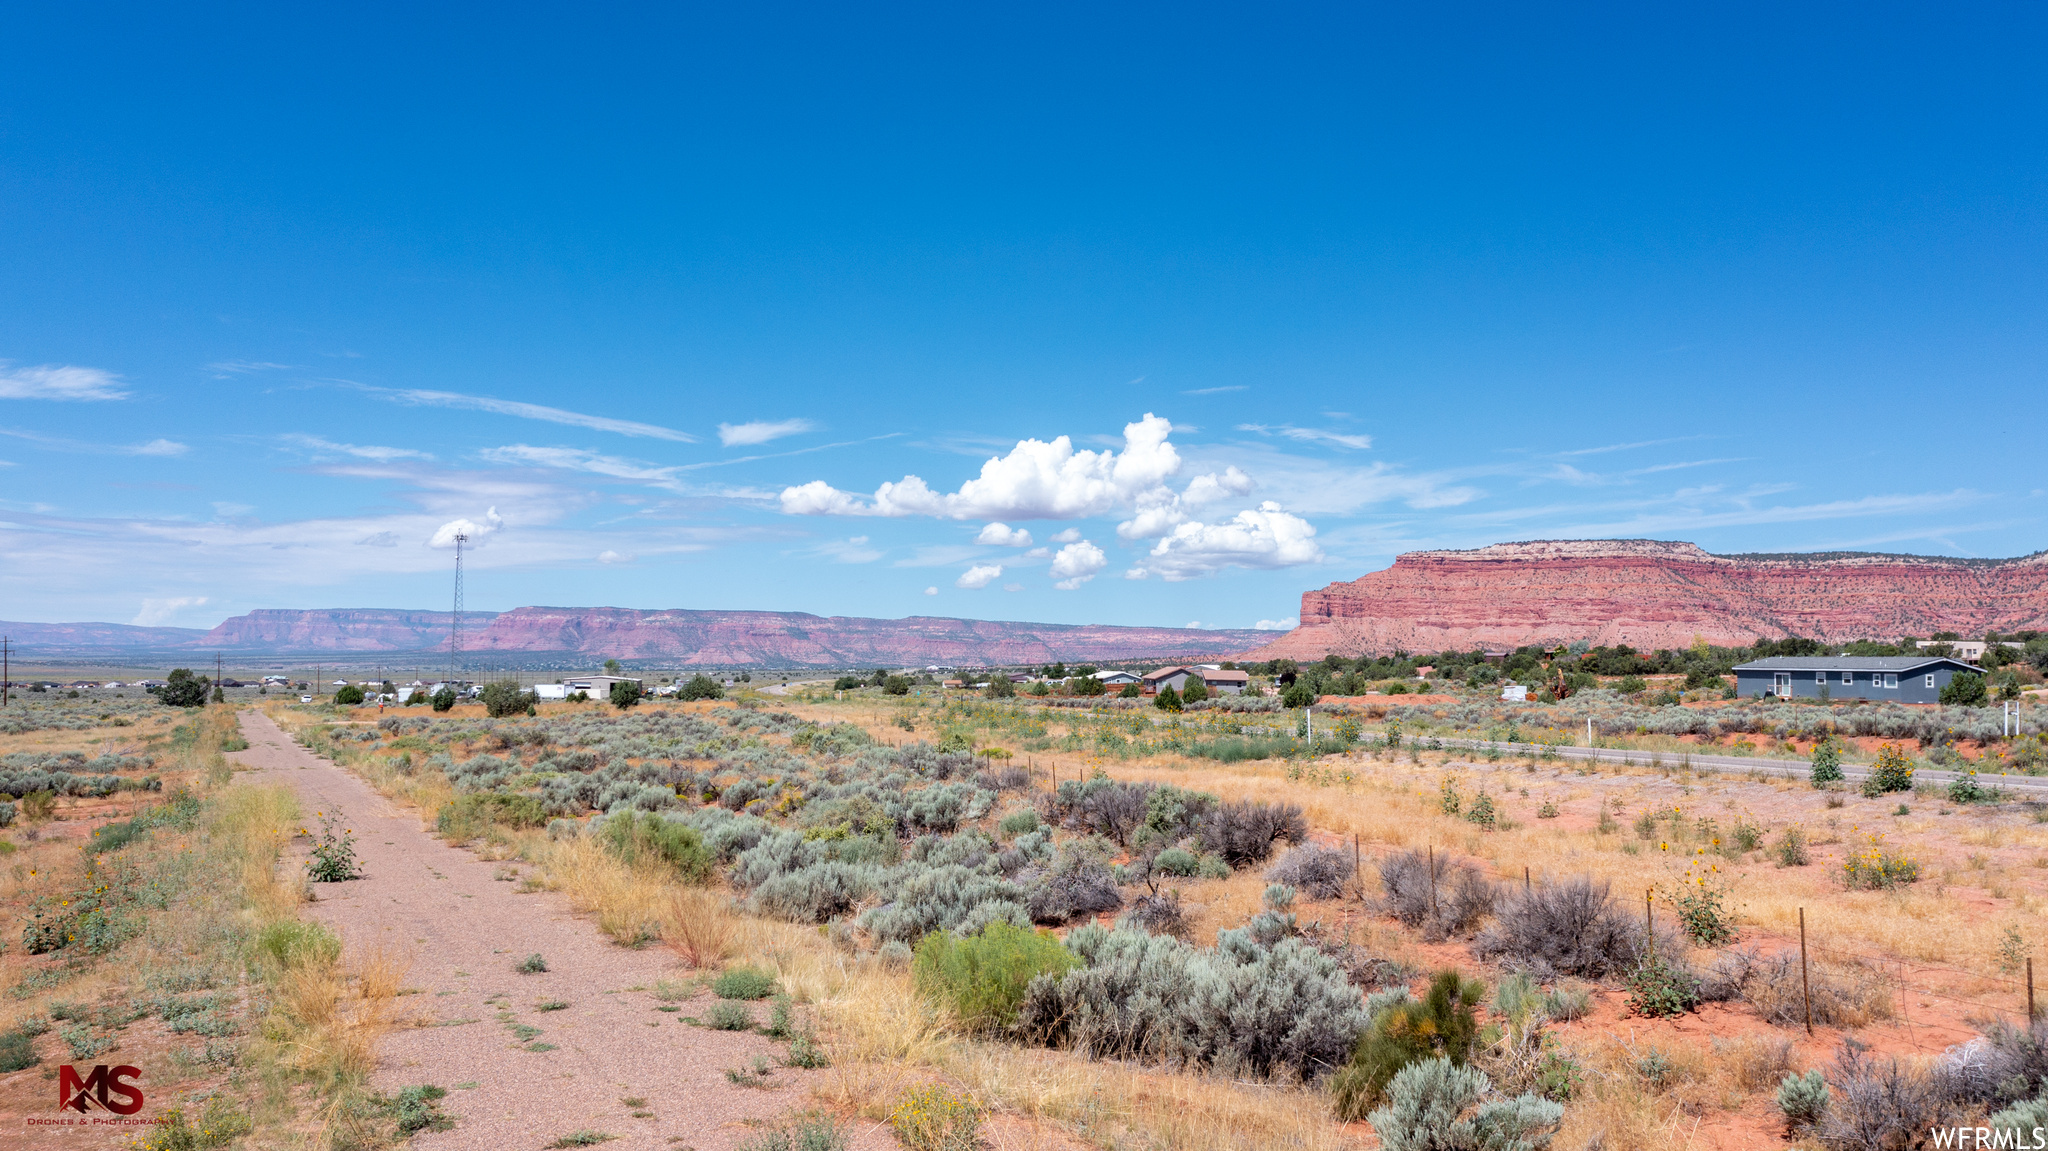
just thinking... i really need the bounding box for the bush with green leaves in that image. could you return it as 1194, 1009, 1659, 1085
1809, 737, 1845, 786
1624, 955, 1700, 1018
480, 681, 537, 718
1860, 744, 1915, 797
1776, 1069, 1829, 1130
430, 686, 457, 711
996, 810, 1039, 837
1018, 922, 1366, 1080
1941, 671, 1989, 706
706, 1000, 754, 1030
863, 865, 1030, 944
737, 1111, 848, 1151
598, 812, 712, 882
1330, 970, 1486, 1119
912, 922, 1078, 1034
1365, 1057, 1562, 1151
713, 966, 778, 1000
334, 683, 367, 706
1151, 846, 1200, 877
156, 668, 211, 708
609, 680, 643, 709
1027, 839, 1122, 924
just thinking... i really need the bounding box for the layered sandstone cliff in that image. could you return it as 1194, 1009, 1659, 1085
0, 606, 1265, 667
1242, 540, 2048, 659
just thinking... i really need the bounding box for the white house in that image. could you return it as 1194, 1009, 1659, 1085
1092, 669, 1141, 686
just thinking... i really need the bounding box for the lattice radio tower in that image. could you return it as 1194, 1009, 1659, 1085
448, 532, 467, 682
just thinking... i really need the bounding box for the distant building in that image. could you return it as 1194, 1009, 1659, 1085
1091, 670, 1141, 687
1142, 666, 1192, 694
1914, 639, 2020, 662
1501, 685, 1529, 702
1196, 668, 1250, 695
1731, 655, 1984, 704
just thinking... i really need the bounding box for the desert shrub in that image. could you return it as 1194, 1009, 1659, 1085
1151, 846, 1200, 876
1774, 826, 1810, 867
598, 812, 712, 882
1379, 849, 1495, 940
1941, 1020, 2048, 1109
864, 866, 1029, 944
1364, 1057, 1563, 1151
912, 922, 1078, 1034
890, 1084, 981, 1151
436, 792, 548, 841
334, 684, 366, 706
1840, 832, 1920, 890
1266, 843, 1355, 900
713, 966, 778, 1000
1860, 744, 1915, 796
0, 1028, 37, 1072
1119, 891, 1191, 938
383, 1084, 454, 1135
1777, 1069, 1830, 1130
480, 681, 536, 718
1138, 785, 1217, 847
1816, 1042, 1948, 1151
1330, 969, 1486, 1119
255, 919, 343, 969
750, 861, 880, 923
996, 810, 1039, 837
1541, 983, 1591, 1022
1198, 799, 1308, 867
1474, 877, 1648, 979
1018, 923, 1366, 1080
706, 1000, 754, 1030
737, 1112, 848, 1151
1051, 776, 1154, 845
1027, 841, 1123, 925
1810, 737, 1845, 786
516, 953, 548, 974
1737, 954, 1891, 1029
1624, 956, 1700, 1018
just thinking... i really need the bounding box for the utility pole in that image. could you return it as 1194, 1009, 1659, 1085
450, 532, 467, 684
2, 635, 10, 706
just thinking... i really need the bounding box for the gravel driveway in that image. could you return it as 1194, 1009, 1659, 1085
232, 711, 863, 1151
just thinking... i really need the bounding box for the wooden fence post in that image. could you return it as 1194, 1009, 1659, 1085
1427, 844, 1438, 921
2030, 956, 2037, 1024
1645, 888, 1654, 962
1353, 833, 1363, 903
1800, 907, 1812, 1036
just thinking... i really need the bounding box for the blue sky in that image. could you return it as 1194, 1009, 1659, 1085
2, 4, 2043, 632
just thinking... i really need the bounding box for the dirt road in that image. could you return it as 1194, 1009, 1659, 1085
231, 711, 845, 1151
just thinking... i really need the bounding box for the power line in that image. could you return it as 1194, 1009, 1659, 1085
449, 532, 467, 683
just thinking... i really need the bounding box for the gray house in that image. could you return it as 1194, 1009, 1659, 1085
1731, 655, 1984, 704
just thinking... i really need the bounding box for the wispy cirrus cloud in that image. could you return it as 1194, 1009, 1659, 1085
1182, 385, 1247, 395
1236, 423, 1374, 450
366, 386, 698, 442
0, 363, 129, 401
718, 418, 816, 447
283, 434, 434, 462
0, 427, 186, 456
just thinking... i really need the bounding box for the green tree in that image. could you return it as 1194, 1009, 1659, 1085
984, 675, 1016, 699
157, 668, 210, 708
431, 686, 457, 711
1940, 672, 1988, 707
1280, 681, 1317, 709
333, 683, 366, 706
603, 658, 622, 675
678, 674, 724, 701
479, 681, 535, 718
1180, 676, 1209, 704
1330, 969, 1487, 1119
882, 675, 912, 696
1154, 685, 1182, 712
1118, 682, 1141, 698
1070, 675, 1105, 697
608, 680, 642, 709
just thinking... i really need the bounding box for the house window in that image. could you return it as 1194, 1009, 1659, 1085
1816, 671, 1827, 684
1842, 672, 1854, 684
1925, 674, 1935, 688
1884, 674, 1898, 689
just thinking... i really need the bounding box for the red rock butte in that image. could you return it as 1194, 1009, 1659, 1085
1241, 539, 2048, 660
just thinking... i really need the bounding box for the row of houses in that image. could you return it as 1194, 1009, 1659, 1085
941, 665, 1252, 695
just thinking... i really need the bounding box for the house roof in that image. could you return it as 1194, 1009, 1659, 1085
1198, 669, 1251, 683
1141, 666, 1187, 682
1732, 655, 1985, 673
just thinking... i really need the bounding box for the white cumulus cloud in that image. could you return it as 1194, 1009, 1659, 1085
429, 507, 505, 548
923, 586, 938, 596
597, 550, 632, 564
1048, 540, 1108, 590
976, 522, 1034, 546
718, 418, 817, 446
778, 414, 1271, 544
1050, 527, 1082, 543
1134, 501, 1323, 581
0, 363, 129, 401
955, 563, 1003, 589
132, 596, 207, 626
